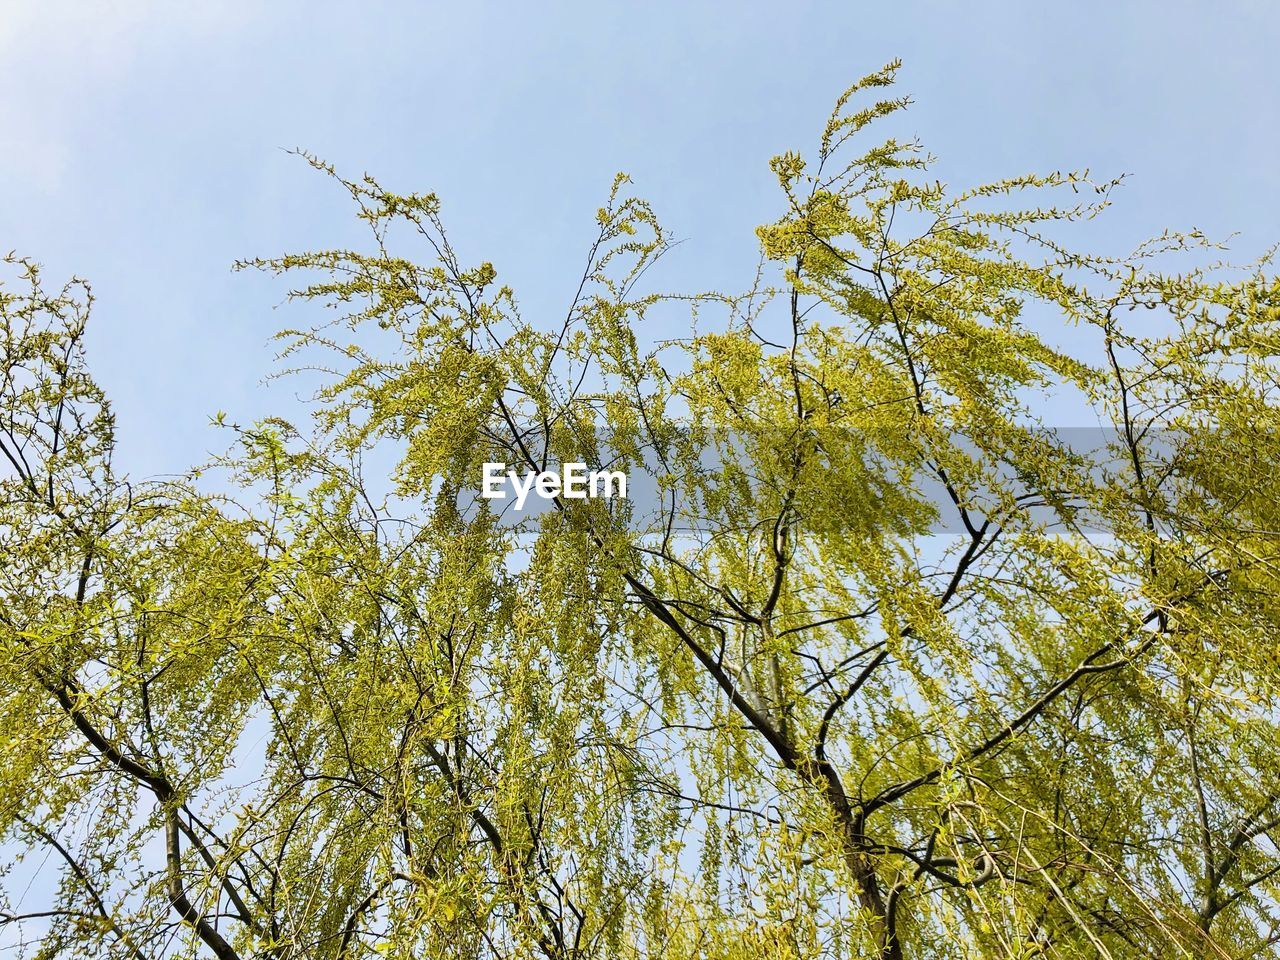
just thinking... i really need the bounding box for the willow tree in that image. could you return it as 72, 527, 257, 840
4, 62, 1280, 960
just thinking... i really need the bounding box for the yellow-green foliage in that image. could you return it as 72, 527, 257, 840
4, 64, 1280, 960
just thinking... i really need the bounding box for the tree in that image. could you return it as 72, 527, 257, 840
4, 61, 1280, 960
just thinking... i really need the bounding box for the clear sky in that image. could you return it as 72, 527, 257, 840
3, 0, 1278, 479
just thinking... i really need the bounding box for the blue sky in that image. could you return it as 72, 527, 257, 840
2, 0, 1278, 478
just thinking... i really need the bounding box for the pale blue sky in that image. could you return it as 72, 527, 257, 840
3, 1, 1278, 477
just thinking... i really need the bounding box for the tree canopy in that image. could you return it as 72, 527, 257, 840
4, 62, 1280, 960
